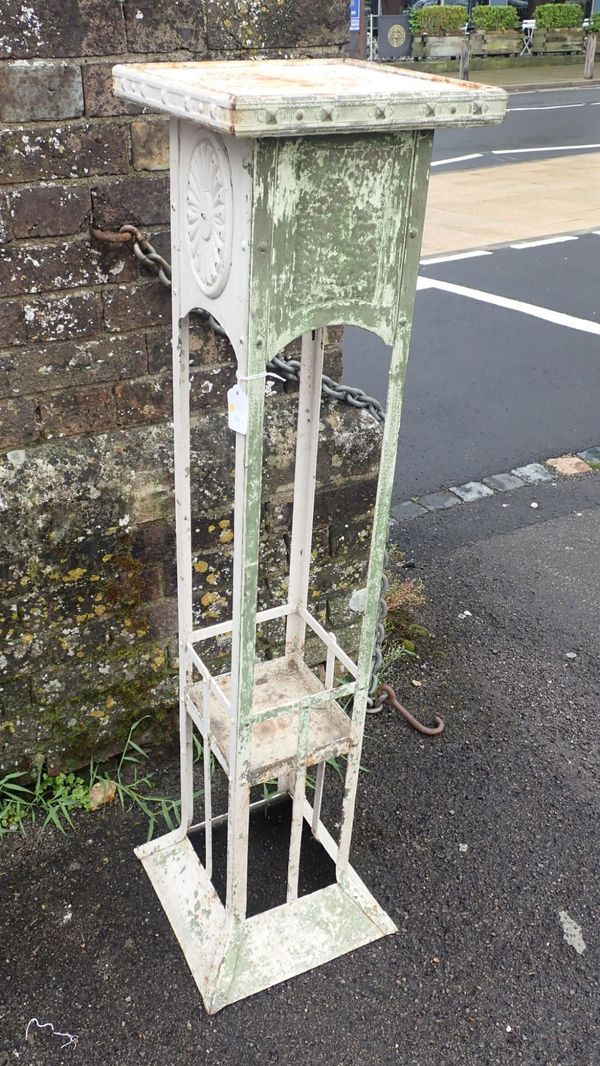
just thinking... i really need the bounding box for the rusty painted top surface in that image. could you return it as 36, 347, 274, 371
112, 57, 507, 137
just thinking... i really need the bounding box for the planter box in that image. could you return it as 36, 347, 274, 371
532, 27, 584, 52
422, 33, 466, 59
470, 30, 485, 55
480, 30, 522, 54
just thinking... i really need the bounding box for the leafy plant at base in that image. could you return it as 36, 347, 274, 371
89, 717, 204, 842
471, 4, 519, 31
0, 718, 204, 842
0, 768, 92, 837
410, 5, 467, 34
535, 3, 583, 28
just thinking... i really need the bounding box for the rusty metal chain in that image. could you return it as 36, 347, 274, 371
266, 355, 385, 424
91, 224, 442, 731
119, 224, 172, 286
91, 224, 224, 334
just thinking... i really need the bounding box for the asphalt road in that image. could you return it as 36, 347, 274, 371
341, 232, 600, 500
431, 85, 600, 171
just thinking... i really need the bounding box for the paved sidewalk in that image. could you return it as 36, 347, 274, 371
472, 62, 599, 91
422, 150, 600, 256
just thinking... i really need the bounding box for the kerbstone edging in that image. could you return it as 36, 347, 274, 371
392, 449, 598, 521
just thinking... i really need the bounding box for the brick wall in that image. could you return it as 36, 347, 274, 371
0, 1, 382, 774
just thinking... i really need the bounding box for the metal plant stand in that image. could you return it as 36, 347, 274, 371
113, 59, 505, 1013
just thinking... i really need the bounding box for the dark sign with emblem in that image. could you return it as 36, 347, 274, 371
377, 14, 412, 59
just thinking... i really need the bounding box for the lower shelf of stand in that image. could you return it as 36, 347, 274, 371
187, 654, 353, 785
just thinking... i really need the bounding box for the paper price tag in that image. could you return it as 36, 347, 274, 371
227, 384, 248, 434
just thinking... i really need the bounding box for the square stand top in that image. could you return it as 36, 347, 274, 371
113, 57, 506, 138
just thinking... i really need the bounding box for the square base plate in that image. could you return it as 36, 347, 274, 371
135, 829, 396, 1013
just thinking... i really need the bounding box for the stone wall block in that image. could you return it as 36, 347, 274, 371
123, 0, 207, 53
0, 299, 26, 347
31, 642, 172, 707
114, 372, 173, 426
0, 122, 130, 184
114, 363, 235, 427
83, 63, 145, 117
38, 383, 117, 437
91, 174, 170, 229
189, 415, 236, 518
190, 513, 235, 553
206, 0, 349, 52
0, 675, 32, 719
0, 335, 147, 399
0, 397, 39, 449
313, 478, 379, 526
317, 405, 382, 482
0, 0, 126, 59
131, 118, 170, 171
23, 290, 103, 343
132, 519, 175, 563
145, 326, 173, 375
10, 184, 91, 239
0, 61, 84, 122
103, 281, 171, 332
0, 193, 13, 243
147, 318, 236, 375
0, 238, 137, 298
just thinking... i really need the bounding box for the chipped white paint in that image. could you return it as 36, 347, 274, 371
116, 58, 506, 1014
558, 910, 586, 955
349, 587, 368, 613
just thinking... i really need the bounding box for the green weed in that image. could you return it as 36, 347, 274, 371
0, 717, 204, 843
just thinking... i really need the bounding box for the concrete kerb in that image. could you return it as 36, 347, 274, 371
498, 78, 600, 91
392, 450, 599, 520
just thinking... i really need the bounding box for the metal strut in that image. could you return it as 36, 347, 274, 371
90, 224, 444, 736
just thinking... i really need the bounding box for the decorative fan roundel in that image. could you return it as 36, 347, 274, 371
186, 133, 233, 298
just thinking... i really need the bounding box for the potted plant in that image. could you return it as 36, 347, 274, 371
470, 4, 521, 55
532, 3, 584, 53
410, 5, 468, 60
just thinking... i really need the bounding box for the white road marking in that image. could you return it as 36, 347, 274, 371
431, 152, 483, 167
510, 235, 579, 249
511, 85, 595, 95
417, 276, 600, 336
420, 250, 492, 265
558, 911, 586, 955
507, 103, 586, 112
492, 143, 600, 155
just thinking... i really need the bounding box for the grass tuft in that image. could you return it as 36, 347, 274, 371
0, 717, 204, 842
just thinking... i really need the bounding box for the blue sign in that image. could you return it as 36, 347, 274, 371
350, 0, 361, 31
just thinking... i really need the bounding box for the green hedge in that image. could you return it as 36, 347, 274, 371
471, 4, 519, 30
588, 11, 600, 31
410, 5, 467, 34
534, 3, 584, 28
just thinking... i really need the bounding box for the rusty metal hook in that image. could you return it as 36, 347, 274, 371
89, 225, 135, 244
377, 684, 445, 736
